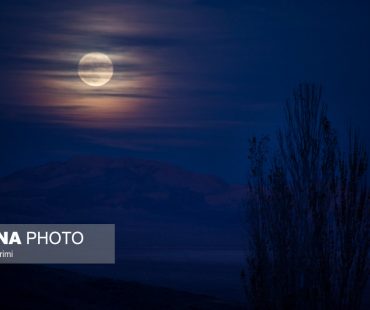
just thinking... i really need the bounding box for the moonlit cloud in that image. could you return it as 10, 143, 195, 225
2, 0, 369, 181
4, 7, 167, 127
2, 0, 262, 131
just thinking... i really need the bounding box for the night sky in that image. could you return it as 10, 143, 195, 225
1, 0, 370, 182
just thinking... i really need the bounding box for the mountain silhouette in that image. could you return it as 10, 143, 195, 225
0, 156, 245, 250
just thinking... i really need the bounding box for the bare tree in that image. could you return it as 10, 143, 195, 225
244, 84, 369, 309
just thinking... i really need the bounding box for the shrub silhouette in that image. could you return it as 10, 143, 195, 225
243, 84, 369, 309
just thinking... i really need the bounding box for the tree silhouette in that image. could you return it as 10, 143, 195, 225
243, 84, 369, 309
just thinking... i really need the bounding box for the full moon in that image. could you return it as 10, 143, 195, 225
78, 52, 114, 87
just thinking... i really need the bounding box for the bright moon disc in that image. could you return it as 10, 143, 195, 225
78, 53, 113, 87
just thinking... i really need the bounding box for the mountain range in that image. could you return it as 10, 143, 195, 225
0, 155, 245, 251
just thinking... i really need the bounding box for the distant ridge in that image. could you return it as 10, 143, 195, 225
0, 156, 245, 248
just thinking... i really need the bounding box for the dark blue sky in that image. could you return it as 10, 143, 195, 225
1, 0, 369, 182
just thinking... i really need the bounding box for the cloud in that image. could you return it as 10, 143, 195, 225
0, 0, 278, 134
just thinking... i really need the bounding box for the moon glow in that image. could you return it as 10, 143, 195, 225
78, 53, 114, 87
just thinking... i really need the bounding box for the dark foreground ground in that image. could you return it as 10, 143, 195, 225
0, 265, 243, 310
